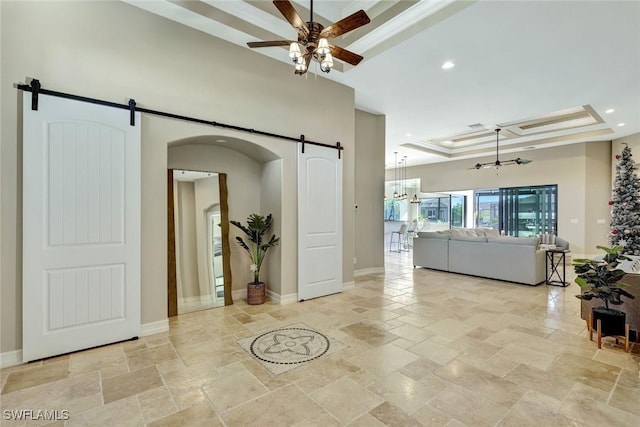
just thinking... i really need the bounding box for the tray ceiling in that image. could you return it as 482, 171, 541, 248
124, 0, 640, 167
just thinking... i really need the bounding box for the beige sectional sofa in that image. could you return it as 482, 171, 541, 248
413, 228, 569, 286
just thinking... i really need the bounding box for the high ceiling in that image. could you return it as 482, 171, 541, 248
124, 0, 640, 168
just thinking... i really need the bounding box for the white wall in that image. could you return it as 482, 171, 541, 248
260, 160, 284, 296
1, 1, 356, 353
354, 110, 385, 273
584, 143, 613, 252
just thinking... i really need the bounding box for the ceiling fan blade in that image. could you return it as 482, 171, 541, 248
273, 0, 309, 37
247, 40, 294, 48
330, 45, 364, 66
320, 10, 370, 39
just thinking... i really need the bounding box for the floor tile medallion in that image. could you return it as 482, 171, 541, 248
237, 323, 346, 375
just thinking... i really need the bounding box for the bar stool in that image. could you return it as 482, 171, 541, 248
390, 224, 408, 252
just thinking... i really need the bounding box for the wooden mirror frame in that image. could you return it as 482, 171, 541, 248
167, 169, 233, 317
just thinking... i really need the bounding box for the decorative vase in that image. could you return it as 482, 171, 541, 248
591, 307, 626, 336
247, 281, 266, 305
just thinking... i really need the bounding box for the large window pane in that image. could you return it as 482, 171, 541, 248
475, 190, 500, 229
419, 195, 466, 229
476, 185, 557, 236
451, 195, 465, 228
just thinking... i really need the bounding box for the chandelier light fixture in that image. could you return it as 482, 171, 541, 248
397, 156, 403, 200
401, 156, 408, 200
471, 128, 532, 170
393, 152, 399, 199
289, 37, 334, 73
248, 1, 370, 75
391, 153, 414, 201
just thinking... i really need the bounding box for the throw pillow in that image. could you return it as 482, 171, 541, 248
480, 228, 500, 237
555, 237, 570, 250
540, 234, 556, 245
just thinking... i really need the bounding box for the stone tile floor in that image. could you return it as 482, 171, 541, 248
1, 250, 639, 426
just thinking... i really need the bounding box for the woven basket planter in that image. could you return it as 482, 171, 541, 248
247, 282, 266, 305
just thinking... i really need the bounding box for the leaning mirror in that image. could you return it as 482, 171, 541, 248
168, 169, 232, 315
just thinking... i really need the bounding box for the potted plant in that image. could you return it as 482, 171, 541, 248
574, 245, 635, 336
230, 213, 280, 305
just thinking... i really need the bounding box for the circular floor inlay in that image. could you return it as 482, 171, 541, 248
249, 327, 331, 365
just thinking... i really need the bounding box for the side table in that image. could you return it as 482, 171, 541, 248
546, 249, 570, 287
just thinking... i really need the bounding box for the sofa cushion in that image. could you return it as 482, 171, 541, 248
483, 228, 500, 237
451, 228, 485, 237
555, 237, 570, 250
417, 231, 450, 239
450, 235, 488, 243
487, 236, 540, 246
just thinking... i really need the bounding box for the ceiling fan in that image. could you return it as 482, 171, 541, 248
247, 0, 371, 75
470, 128, 532, 170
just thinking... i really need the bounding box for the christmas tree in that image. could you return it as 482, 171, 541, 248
610, 144, 640, 255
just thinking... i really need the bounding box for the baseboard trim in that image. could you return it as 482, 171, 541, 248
267, 290, 298, 305
0, 349, 23, 368
279, 293, 298, 304
354, 267, 385, 277
1, 321, 169, 368
140, 319, 169, 337
343, 281, 355, 291
232, 289, 245, 302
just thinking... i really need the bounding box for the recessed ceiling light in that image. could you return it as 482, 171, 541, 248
216, 139, 226, 142
441, 61, 455, 70
442, 140, 454, 145
605, 108, 615, 114
618, 123, 625, 127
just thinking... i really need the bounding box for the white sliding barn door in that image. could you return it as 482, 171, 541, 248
298, 144, 342, 301
22, 93, 141, 362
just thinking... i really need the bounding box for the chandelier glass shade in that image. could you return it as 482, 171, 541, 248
288, 42, 301, 59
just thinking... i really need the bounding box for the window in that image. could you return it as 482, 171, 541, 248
420, 195, 466, 228
475, 185, 557, 236
384, 199, 400, 221
475, 190, 500, 229
451, 195, 465, 228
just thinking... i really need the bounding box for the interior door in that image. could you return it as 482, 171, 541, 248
298, 144, 342, 301
22, 92, 141, 362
